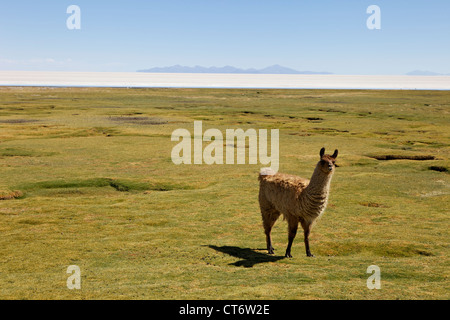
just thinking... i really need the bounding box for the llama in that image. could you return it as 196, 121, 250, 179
258, 147, 338, 257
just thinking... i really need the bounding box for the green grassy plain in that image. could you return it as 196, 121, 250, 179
0, 86, 449, 299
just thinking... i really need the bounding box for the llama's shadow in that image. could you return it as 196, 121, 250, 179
207, 245, 285, 268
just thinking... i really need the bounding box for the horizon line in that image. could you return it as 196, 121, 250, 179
2, 70, 450, 77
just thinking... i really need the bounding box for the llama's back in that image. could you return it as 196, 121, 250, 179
259, 171, 309, 215
259, 172, 309, 190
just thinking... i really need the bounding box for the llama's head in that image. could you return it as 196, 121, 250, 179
318, 147, 338, 174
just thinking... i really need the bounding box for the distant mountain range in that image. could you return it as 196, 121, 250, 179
406, 70, 450, 76
137, 64, 333, 75
137, 66, 450, 76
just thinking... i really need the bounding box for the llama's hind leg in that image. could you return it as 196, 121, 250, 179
261, 206, 280, 254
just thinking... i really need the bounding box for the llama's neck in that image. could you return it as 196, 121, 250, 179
300, 164, 334, 218
306, 165, 333, 197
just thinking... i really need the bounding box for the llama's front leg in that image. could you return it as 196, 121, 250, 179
285, 218, 298, 258
302, 222, 314, 257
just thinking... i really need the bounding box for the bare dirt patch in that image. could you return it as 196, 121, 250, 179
359, 201, 389, 208
0, 119, 40, 124
429, 166, 448, 173
369, 154, 435, 161
108, 116, 168, 125
305, 117, 324, 122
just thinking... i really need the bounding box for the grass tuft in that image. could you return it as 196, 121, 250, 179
16, 178, 195, 194
0, 190, 24, 200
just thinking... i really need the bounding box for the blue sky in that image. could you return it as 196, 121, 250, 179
0, 0, 449, 74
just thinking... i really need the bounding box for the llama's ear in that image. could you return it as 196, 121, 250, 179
332, 149, 338, 159
320, 147, 325, 158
